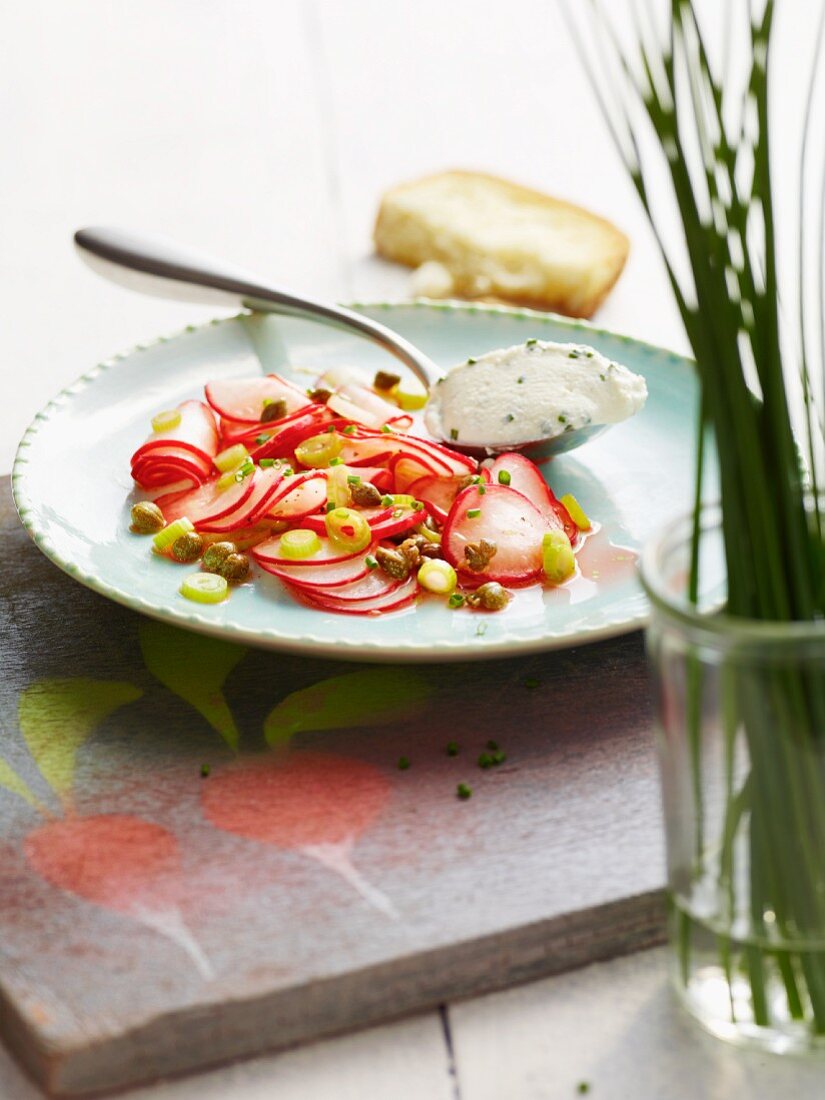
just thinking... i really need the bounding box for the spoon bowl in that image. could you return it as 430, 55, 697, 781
74, 227, 606, 457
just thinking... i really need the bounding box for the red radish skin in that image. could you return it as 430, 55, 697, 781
254, 533, 363, 567
131, 401, 219, 489
488, 453, 577, 545
260, 549, 373, 589
25, 814, 212, 977
205, 375, 311, 423
295, 571, 418, 615
442, 485, 548, 586
201, 753, 397, 917
155, 472, 256, 529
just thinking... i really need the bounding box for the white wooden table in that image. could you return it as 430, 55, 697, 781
1, 3, 820, 1096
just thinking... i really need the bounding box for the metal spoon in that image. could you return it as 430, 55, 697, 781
74, 227, 606, 458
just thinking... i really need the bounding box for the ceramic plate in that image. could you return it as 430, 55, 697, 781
12, 302, 697, 662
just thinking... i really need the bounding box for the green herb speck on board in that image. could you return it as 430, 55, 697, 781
525, 676, 539, 689
398, 756, 411, 771
200, 764, 211, 778
457, 783, 473, 800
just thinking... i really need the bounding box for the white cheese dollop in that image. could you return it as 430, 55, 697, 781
425, 340, 647, 448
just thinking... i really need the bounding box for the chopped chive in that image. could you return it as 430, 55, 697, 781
325, 501, 336, 513
569, 350, 580, 358
492, 750, 507, 765
526, 338, 537, 347
446, 741, 459, 756
517, 375, 525, 384
498, 470, 511, 486
558, 414, 567, 424
576, 1084, 591, 1096
467, 357, 477, 364
398, 756, 411, 771
329, 457, 344, 466
525, 676, 539, 689
486, 739, 499, 751
200, 764, 211, 778
478, 753, 493, 769
366, 555, 378, 570
326, 425, 336, 433
448, 593, 465, 608
457, 783, 473, 800
381, 494, 394, 507
600, 373, 606, 381
283, 466, 295, 477
450, 428, 459, 441
259, 458, 276, 468
380, 424, 392, 434
412, 500, 424, 510
347, 474, 361, 485
255, 433, 271, 445
504, 413, 515, 423
467, 508, 481, 518
343, 424, 356, 435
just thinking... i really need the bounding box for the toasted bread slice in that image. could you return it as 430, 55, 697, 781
374, 170, 629, 318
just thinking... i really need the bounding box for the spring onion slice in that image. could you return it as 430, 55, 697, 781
295, 432, 343, 469
151, 408, 182, 433
153, 516, 195, 552
542, 530, 575, 584
326, 464, 351, 508
214, 443, 249, 473
325, 507, 371, 552
279, 529, 322, 560
560, 493, 591, 531
417, 559, 457, 595
180, 572, 228, 604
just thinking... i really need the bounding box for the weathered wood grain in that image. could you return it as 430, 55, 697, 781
0, 478, 665, 1096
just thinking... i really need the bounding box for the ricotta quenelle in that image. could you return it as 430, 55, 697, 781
425, 340, 647, 449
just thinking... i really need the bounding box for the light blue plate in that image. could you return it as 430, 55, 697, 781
12, 302, 697, 662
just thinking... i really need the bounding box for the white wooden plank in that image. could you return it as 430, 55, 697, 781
449, 946, 825, 1100
0, 1010, 453, 1100
0, 0, 343, 473
315, 0, 685, 353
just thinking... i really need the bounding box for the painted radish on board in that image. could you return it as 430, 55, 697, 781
24, 814, 212, 978
201, 752, 397, 918
15, 674, 214, 978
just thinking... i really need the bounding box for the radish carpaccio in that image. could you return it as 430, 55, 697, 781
129, 371, 593, 614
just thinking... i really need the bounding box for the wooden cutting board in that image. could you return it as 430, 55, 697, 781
0, 478, 665, 1097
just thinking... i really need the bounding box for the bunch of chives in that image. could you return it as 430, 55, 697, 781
565, 0, 825, 1030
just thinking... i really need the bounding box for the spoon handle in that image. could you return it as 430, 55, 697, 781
73, 227, 444, 388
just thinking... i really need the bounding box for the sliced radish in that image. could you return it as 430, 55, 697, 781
300, 503, 393, 535
346, 466, 393, 493
205, 374, 310, 424
442, 485, 547, 586
251, 409, 340, 461
295, 571, 418, 615
369, 506, 423, 540
391, 454, 444, 493
260, 547, 374, 589
335, 383, 398, 425
266, 474, 329, 521
487, 453, 576, 544
407, 473, 471, 523
253, 532, 362, 567
131, 401, 219, 488
155, 473, 255, 528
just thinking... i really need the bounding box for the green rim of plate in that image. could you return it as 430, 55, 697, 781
11, 300, 693, 661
